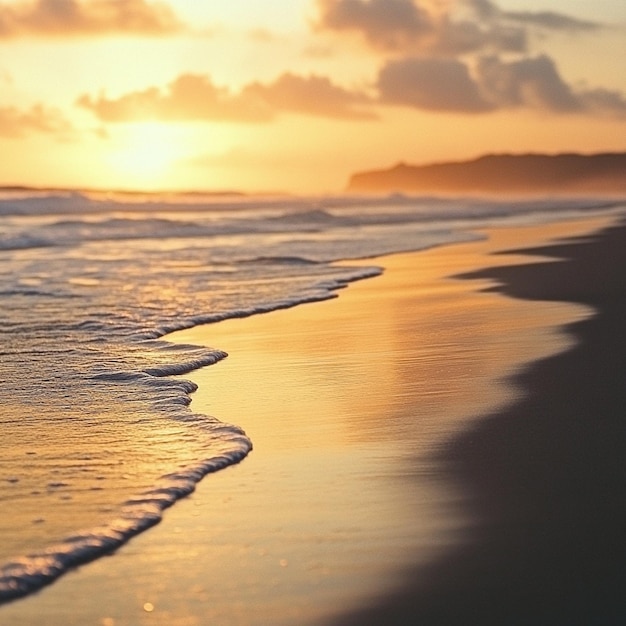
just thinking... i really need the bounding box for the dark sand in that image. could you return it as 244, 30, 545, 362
332, 218, 626, 625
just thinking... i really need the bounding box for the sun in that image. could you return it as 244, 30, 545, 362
108, 123, 183, 188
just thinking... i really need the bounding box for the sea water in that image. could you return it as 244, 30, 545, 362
0, 190, 620, 601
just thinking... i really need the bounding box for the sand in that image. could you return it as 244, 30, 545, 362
0, 213, 623, 626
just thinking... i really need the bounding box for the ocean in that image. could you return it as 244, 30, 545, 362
0, 190, 621, 601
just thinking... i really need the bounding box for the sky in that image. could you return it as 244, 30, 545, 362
1, 0, 625, 193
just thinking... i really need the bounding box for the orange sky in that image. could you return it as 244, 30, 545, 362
1, 0, 625, 193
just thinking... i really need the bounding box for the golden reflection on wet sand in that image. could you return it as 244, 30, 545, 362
177, 219, 604, 453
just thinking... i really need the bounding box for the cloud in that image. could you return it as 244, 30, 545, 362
376, 53, 626, 117
243, 73, 376, 120
580, 88, 626, 117
503, 11, 601, 32
315, 0, 432, 51
0, 103, 73, 137
463, 0, 499, 20
314, 1, 620, 117
315, 0, 528, 55
476, 55, 580, 112
78, 72, 375, 123
463, 0, 601, 31
377, 57, 491, 112
315, 0, 603, 55
77, 74, 273, 123
476, 56, 625, 117
431, 15, 526, 55
78, 59, 626, 124
0, 0, 183, 38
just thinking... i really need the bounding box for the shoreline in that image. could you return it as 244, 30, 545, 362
0, 214, 622, 625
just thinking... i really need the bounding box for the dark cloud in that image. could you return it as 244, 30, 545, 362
78, 72, 375, 123
377, 56, 491, 112
376, 53, 626, 117
578, 88, 626, 118
0, 103, 72, 137
464, 0, 499, 20
476, 54, 581, 112
0, 0, 183, 38
315, 0, 433, 51
474, 55, 626, 116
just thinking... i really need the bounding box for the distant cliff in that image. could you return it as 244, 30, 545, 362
347, 153, 626, 195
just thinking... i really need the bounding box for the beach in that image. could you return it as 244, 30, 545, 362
1, 213, 624, 626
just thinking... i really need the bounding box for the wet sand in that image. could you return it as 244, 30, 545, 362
0, 214, 621, 626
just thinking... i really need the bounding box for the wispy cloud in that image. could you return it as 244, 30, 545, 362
501, 10, 601, 33
0, 0, 183, 38
464, 0, 601, 31
0, 103, 73, 137
78, 72, 375, 123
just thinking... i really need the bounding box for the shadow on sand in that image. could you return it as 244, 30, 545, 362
331, 221, 626, 626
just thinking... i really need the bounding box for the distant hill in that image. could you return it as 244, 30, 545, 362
347, 153, 626, 195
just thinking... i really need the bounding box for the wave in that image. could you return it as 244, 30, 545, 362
0, 339, 246, 602
0, 234, 54, 251
0, 418, 252, 602
244, 255, 320, 266
0, 288, 76, 298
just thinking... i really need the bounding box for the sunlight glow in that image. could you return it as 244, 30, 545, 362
108, 123, 182, 186
0, 0, 624, 193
